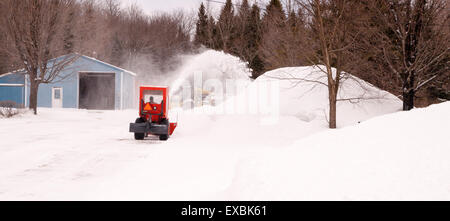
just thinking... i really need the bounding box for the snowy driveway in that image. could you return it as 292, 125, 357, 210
0, 108, 319, 200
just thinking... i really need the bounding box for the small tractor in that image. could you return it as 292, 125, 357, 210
129, 86, 177, 141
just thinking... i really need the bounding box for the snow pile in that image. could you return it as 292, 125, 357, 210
218, 66, 402, 127
224, 101, 450, 200
258, 66, 402, 126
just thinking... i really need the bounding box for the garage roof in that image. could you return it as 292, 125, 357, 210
0, 53, 137, 78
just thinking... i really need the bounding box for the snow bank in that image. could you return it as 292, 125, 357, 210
220, 66, 402, 127
224, 101, 450, 200
258, 66, 402, 126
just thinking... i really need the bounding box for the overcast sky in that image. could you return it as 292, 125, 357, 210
120, 0, 205, 14
119, 0, 271, 15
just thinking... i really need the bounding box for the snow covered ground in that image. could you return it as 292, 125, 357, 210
0, 107, 326, 200
1, 101, 448, 200
0, 54, 448, 200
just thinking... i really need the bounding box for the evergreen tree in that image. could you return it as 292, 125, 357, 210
63, 3, 76, 54
246, 4, 262, 51
194, 3, 208, 46
110, 33, 123, 66
260, 0, 289, 71
238, 0, 250, 19
246, 4, 264, 78
207, 16, 219, 50
296, 8, 306, 27
230, 0, 250, 56
284, 9, 307, 67
79, 1, 97, 57
287, 10, 297, 31
217, 0, 235, 53
263, 0, 286, 28
250, 55, 265, 79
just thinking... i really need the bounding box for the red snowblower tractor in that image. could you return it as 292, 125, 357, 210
129, 86, 177, 141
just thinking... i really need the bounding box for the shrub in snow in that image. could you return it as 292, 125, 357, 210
0, 101, 23, 118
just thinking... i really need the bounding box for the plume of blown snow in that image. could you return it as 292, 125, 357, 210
169, 50, 252, 96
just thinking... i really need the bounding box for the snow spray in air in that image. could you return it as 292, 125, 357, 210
169, 69, 280, 125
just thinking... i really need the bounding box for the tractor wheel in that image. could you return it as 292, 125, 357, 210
134, 118, 146, 140
159, 118, 170, 141
159, 135, 169, 141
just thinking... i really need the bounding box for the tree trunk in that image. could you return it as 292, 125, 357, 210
402, 88, 415, 111
314, 0, 338, 129
402, 73, 415, 111
329, 88, 337, 129
29, 79, 39, 115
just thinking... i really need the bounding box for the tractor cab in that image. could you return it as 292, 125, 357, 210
130, 86, 177, 141
141, 89, 165, 123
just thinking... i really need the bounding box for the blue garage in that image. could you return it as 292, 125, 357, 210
0, 72, 27, 107
0, 54, 136, 110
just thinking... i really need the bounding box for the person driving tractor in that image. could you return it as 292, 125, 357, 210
149, 96, 155, 104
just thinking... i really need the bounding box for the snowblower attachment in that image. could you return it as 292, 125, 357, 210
129, 86, 177, 141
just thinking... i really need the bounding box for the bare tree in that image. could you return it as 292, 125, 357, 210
293, 0, 365, 129
363, 0, 449, 110
1, 0, 196, 101
75, 0, 111, 59
1, 0, 79, 114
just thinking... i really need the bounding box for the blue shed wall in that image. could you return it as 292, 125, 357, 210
17, 55, 136, 109
122, 71, 136, 109
0, 86, 24, 105
0, 74, 25, 105
36, 72, 78, 108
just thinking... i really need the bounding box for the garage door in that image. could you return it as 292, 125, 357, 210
79, 73, 115, 110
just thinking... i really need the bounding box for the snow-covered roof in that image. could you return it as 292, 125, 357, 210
0, 72, 14, 78
0, 69, 26, 78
